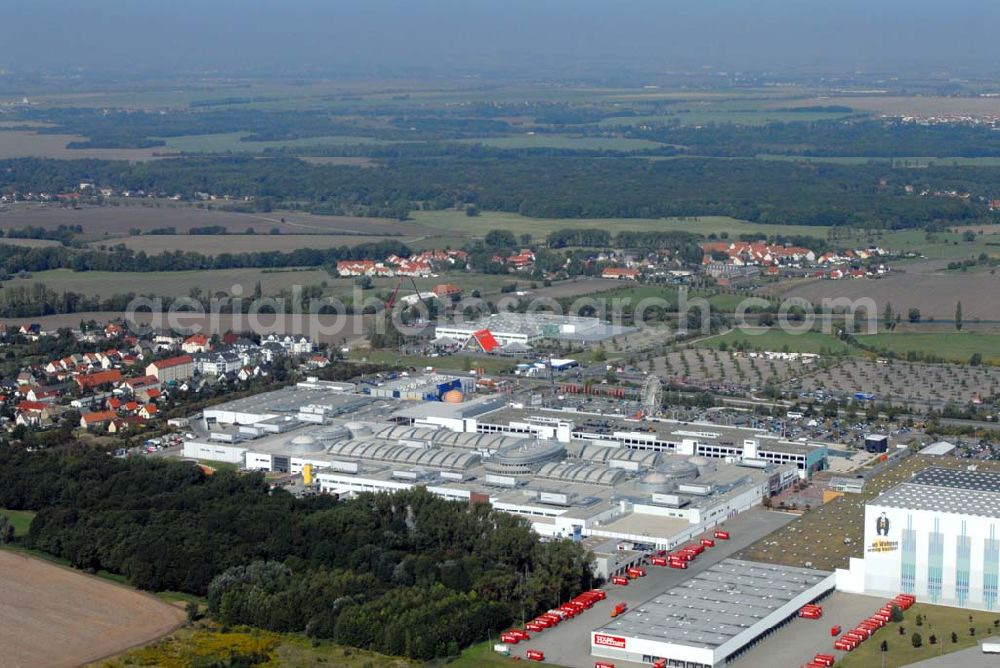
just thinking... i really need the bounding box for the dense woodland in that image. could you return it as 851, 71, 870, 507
1, 155, 994, 227
0, 447, 592, 659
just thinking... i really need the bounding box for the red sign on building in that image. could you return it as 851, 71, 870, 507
594, 634, 626, 649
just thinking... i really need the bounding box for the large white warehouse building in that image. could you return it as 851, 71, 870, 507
838, 467, 1000, 611
592, 559, 834, 668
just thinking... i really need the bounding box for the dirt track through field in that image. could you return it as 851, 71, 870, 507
0, 551, 184, 668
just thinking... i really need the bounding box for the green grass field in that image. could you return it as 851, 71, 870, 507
698, 328, 854, 355
2, 267, 331, 299
0, 508, 35, 537
837, 602, 1000, 668
878, 228, 1000, 261
455, 134, 665, 151
409, 210, 830, 240
158, 132, 398, 153
854, 332, 1000, 363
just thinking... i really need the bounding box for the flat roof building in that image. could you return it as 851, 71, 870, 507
434, 313, 634, 350
180, 383, 799, 572
473, 405, 827, 479
592, 558, 834, 667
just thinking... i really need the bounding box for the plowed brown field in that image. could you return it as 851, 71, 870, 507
0, 551, 184, 668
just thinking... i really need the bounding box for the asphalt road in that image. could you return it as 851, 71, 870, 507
505, 508, 799, 668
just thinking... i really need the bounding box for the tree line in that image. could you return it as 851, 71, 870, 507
0, 239, 411, 275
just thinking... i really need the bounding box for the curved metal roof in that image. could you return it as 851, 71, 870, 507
536, 461, 625, 486
372, 424, 526, 451
324, 438, 480, 470
567, 443, 659, 468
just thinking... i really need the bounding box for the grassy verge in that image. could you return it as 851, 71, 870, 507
447, 639, 561, 668
196, 459, 240, 473
837, 602, 1000, 667
96, 625, 549, 668
95, 624, 414, 668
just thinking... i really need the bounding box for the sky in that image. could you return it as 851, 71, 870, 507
5, 0, 999, 79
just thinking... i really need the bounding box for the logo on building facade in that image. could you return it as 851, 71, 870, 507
876, 512, 890, 537
594, 634, 627, 649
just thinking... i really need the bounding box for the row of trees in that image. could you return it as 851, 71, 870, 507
0, 447, 593, 659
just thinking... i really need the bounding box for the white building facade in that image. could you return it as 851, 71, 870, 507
837, 468, 1000, 611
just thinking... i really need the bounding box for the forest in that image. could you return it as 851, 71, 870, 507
0, 447, 593, 659
2, 154, 995, 227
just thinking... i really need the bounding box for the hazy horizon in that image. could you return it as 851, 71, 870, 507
5, 0, 1000, 80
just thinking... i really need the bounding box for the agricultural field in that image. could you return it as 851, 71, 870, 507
0, 129, 174, 161
456, 134, 665, 151
408, 209, 829, 240
698, 328, 854, 355
99, 233, 422, 255
784, 94, 1000, 119
772, 271, 1000, 322
0, 204, 429, 237
601, 108, 856, 127
0, 311, 371, 344
0, 551, 185, 668
854, 332, 1000, 364
298, 156, 378, 167
3, 267, 331, 299
157, 131, 398, 153
0, 238, 63, 248
638, 348, 813, 391
797, 358, 1000, 407
757, 153, 1000, 166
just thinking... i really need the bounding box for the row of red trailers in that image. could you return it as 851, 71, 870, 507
648, 532, 728, 571
802, 653, 835, 668
502, 589, 610, 658
611, 566, 647, 586
799, 604, 823, 620
831, 593, 915, 654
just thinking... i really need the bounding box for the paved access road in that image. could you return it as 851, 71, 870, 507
506, 508, 799, 668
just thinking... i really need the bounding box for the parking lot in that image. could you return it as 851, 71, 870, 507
505, 508, 798, 668
728, 591, 892, 668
